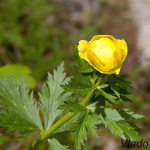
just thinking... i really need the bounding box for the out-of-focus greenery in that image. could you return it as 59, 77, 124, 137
0, 0, 70, 83
0, 64, 36, 88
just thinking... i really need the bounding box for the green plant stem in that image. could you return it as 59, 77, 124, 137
27, 75, 104, 150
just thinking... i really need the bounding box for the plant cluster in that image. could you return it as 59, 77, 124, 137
0, 43, 144, 150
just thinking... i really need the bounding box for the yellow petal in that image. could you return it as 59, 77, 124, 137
115, 67, 121, 75
86, 50, 103, 70
78, 40, 88, 53
88, 38, 119, 70
117, 39, 128, 62
78, 51, 88, 61
89, 35, 117, 43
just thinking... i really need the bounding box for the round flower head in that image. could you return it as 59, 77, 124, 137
78, 35, 128, 74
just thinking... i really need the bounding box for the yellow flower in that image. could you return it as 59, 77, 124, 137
78, 35, 127, 74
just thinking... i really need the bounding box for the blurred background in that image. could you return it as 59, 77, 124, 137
0, 0, 150, 149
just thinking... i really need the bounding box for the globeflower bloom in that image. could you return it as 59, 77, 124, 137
78, 35, 127, 74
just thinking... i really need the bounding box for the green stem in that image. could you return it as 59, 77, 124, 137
80, 75, 104, 106
27, 75, 104, 150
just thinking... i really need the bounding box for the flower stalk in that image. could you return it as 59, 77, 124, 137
27, 75, 104, 150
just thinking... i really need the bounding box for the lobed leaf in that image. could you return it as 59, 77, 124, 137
104, 108, 124, 121
99, 108, 143, 141
117, 121, 142, 141
119, 109, 144, 120
100, 115, 126, 139
0, 77, 43, 131
71, 111, 97, 150
62, 75, 92, 96
39, 62, 72, 130
98, 89, 118, 104
0, 111, 37, 141
108, 75, 135, 94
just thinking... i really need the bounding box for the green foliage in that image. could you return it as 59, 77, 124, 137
108, 74, 135, 94
62, 75, 92, 96
108, 78, 120, 98
0, 0, 144, 149
103, 108, 124, 121
100, 115, 126, 139
59, 101, 86, 113
119, 109, 144, 120
97, 84, 109, 89
99, 108, 143, 141
56, 103, 97, 134
56, 45, 144, 149
71, 111, 97, 150
86, 102, 97, 113
0, 53, 144, 150
0, 77, 43, 131
0, 64, 36, 88
0, 0, 68, 81
95, 74, 136, 105
48, 138, 69, 150
0, 135, 9, 147
39, 62, 72, 131
0, 77, 42, 140
0, 62, 74, 141
0, 111, 37, 141
117, 121, 142, 141
98, 88, 118, 104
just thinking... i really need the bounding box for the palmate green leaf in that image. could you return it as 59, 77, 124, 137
59, 101, 86, 113
117, 121, 142, 141
0, 77, 43, 131
73, 42, 93, 73
62, 75, 92, 96
0, 111, 37, 141
39, 62, 72, 131
98, 89, 118, 104
0, 64, 36, 89
48, 138, 69, 150
99, 108, 142, 141
119, 109, 144, 120
100, 115, 126, 139
108, 74, 135, 94
71, 111, 98, 150
97, 82, 133, 104
99, 107, 143, 122
104, 108, 124, 121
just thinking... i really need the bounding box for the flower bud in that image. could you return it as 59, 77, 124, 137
78, 35, 127, 74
